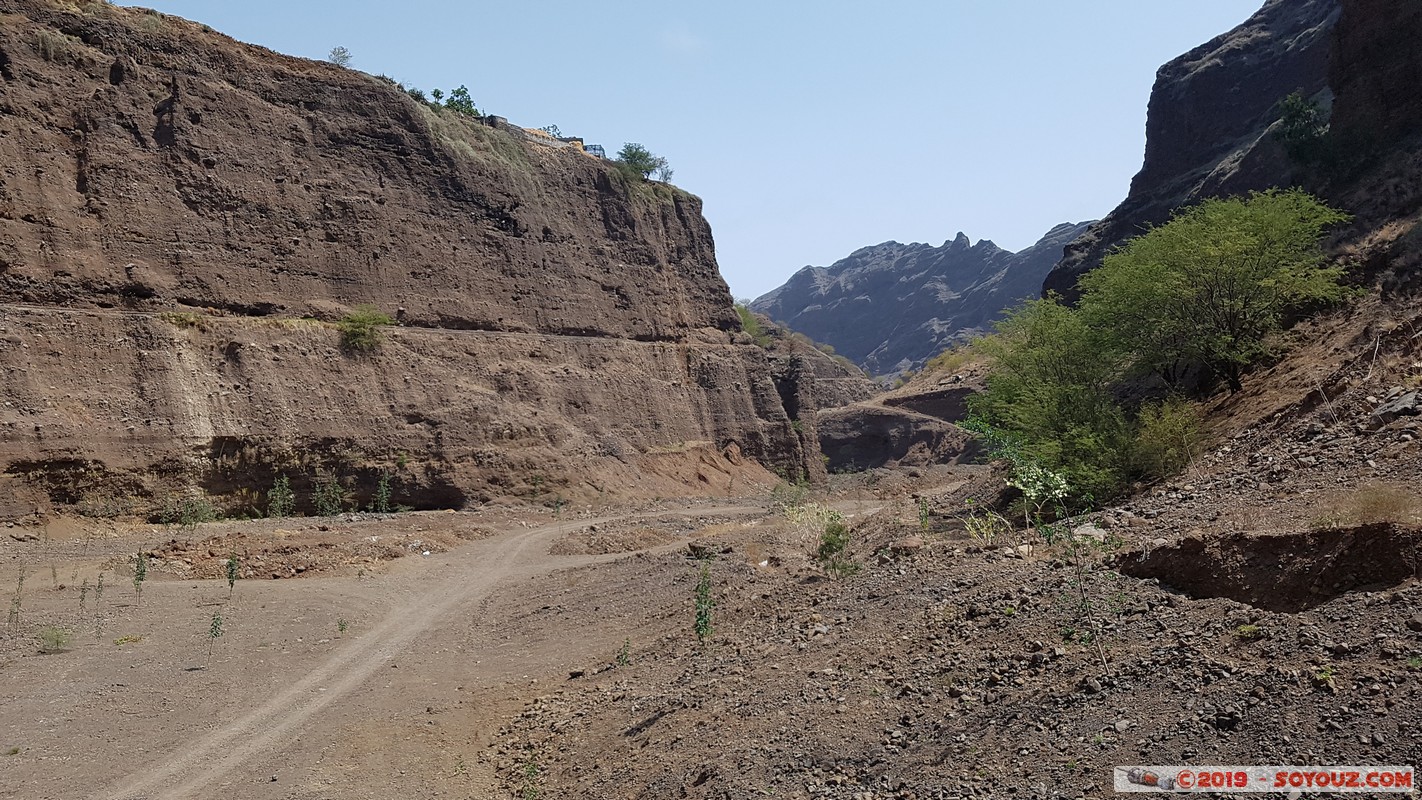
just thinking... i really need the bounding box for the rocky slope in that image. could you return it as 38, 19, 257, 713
0, 1, 814, 519
1045, 0, 1341, 297
752, 222, 1093, 378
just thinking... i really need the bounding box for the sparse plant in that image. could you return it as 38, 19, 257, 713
162, 492, 217, 534
38, 626, 72, 654
521, 752, 542, 800
616, 638, 631, 666
1350, 483, 1420, 526
267, 475, 296, 518
917, 496, 931, 530
370, 471, 393, 514
225, 551, 240, 598
327, 45, 353, 68
113, 634, 142, 646
206, 612, 225, 661
34, 30, 70, 62
8, 565, 25, 627
1134, 396, 1203, 480
816, 518, 859, 578
1234, 624, 1263, 641
132, 550, 148, 605
312, 475, 348, 517
1407, 656, 1421, 671
337, 305, 395, 352
694, 561, 714, 645
159, 311, 207, 330
78, 578, 90, 613
336, 617, 349, 634
94, 571, 105, 603
958, 499, 1013, 546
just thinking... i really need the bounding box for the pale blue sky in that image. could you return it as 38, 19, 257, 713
129, 1, 1262, 299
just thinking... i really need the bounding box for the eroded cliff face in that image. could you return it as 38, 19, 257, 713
0, 1, 811, 517
1045, 0, 1341, 297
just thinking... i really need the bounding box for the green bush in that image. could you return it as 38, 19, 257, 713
735, 304, 772, 348
312, 476, 348, 517
1078, 189, 1351, 393
1134, 396, 1203, 480
1274, 92, 1329, 164
337, 305, 395, 352
267, 475, 295, 518
38, 626, 72, 654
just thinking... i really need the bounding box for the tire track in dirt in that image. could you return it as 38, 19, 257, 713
97, 505, 762, 800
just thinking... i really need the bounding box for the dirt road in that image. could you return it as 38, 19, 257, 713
0, 503, 768, 800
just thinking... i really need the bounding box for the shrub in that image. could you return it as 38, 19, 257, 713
162, 493, 217, 534
312, 476, 348, 517
38, 626, 72, 654
735, 304, 772, 348
1133, 396, 1203, 480
693, 561, 714, 644
159, 311, 207, 330
267, 475, 295, 518
337, 305, 394, 352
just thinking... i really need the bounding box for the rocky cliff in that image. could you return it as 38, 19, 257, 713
1044, 0, 1341, 297
751, 222, 1093, 378
0, 0, 813, 518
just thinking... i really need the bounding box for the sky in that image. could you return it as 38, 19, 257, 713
128, 1, 1263, 300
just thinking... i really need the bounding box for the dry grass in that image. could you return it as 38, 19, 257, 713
1311, 482, 1421, 529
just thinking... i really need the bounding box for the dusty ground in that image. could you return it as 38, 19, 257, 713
2, 466, 1418, 800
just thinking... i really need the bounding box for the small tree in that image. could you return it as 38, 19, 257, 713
224, 551, 240, 598
132, 550, 148, 606
1274, 91, 1328, 164
1078, 189, 1351, 393
444, 85, 479, 116
207, 611, 224, 660
615, 143, 669, 181
327, 46, 353, 68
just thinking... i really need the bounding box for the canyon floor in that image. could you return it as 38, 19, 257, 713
1, 467, 1420, 800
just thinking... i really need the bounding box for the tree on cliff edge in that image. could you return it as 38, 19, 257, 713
615, 143, 670, 181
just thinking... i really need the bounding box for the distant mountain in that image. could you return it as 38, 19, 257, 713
750, 221, 1094, 378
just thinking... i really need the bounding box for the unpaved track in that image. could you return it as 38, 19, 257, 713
97, 504, 763, 800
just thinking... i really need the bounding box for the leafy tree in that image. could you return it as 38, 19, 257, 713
1274, 91, 1328, 163
444, 85, 479, 116
615, 143, 669, 181
967, 299, 1132, 501
539, 124, 562, 137
327, 46, 353, 68
1078, 189, 1351, 393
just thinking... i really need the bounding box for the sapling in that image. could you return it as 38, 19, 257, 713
371, 471, 392, 514
224, 551, 240, 598
207, 611, 224, 660
616, 638, 631, 666
132, 550, 148, 605
7, 564, 24, 627
79, 578, 90, 613
694, 561, 714, 645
